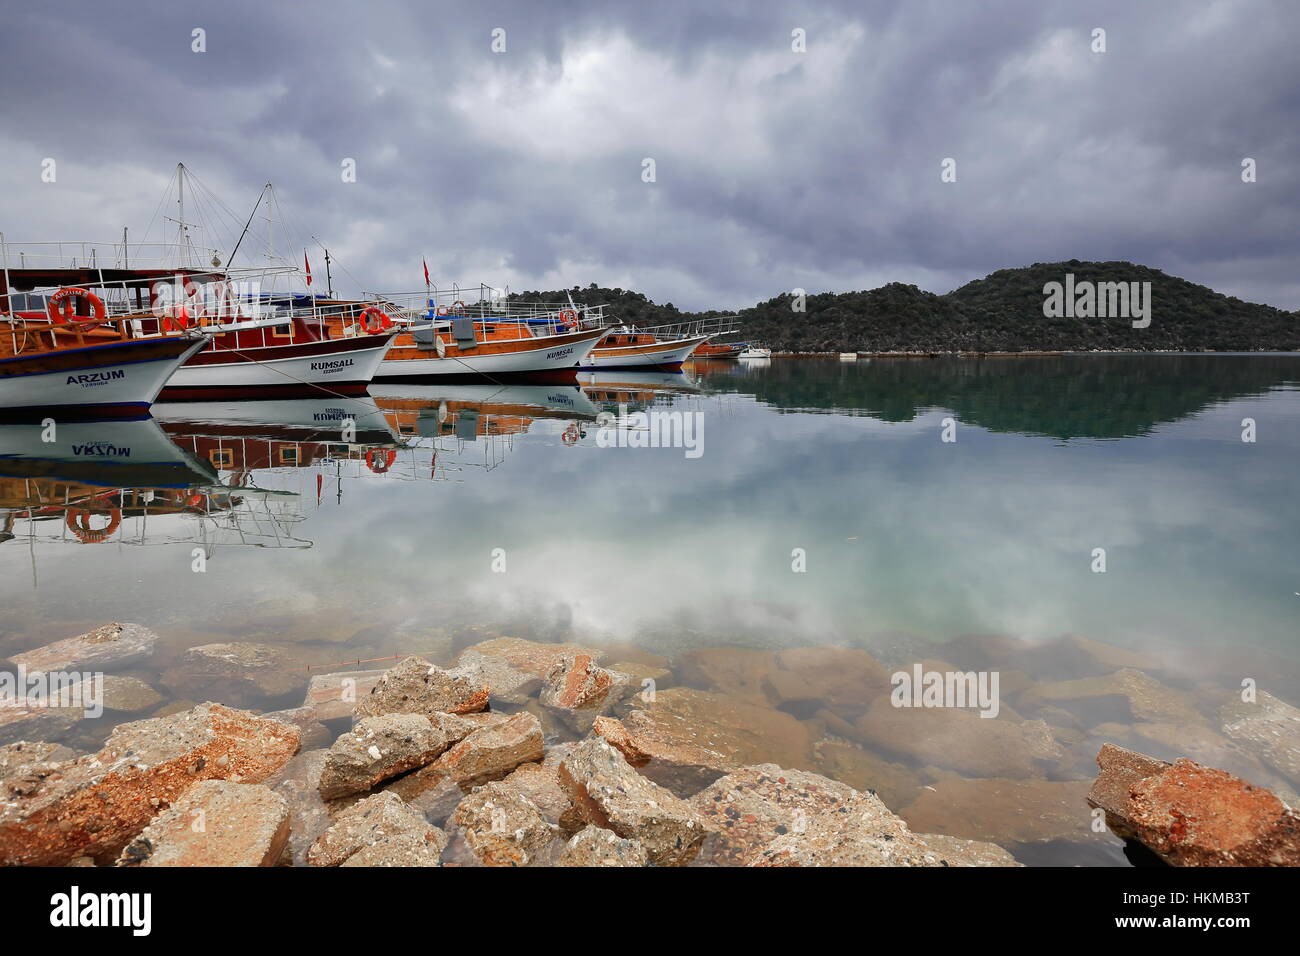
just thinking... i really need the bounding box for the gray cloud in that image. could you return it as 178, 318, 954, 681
1, 0, 1296, 310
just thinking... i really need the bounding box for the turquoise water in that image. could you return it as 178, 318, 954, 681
2, 354, 1297, 865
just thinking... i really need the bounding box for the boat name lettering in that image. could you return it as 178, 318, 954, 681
66, 370, 126, 387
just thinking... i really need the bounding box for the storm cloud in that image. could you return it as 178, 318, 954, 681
1, 0, 1296, 310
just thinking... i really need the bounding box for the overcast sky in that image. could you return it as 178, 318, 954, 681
1, 0, 1296, 311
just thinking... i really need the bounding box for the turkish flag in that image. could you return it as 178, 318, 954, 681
304, 251, 313, 286
423, 257, 430, 287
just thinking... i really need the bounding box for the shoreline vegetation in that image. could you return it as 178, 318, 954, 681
2, 624, 1297, 867
514, 260, 1300, 354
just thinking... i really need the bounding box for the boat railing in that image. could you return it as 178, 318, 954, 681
0, 239, 227, 273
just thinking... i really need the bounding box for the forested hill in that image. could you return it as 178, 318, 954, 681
509, 261, 1298, 352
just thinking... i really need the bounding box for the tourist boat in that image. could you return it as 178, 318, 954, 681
310, 295, 607, 380
1, 284, 207, 418
692, 340, 744, 360
739, 345, 772, 359
579, 327, 712, 370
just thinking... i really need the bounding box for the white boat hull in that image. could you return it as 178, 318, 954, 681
162, 338, 392, 397
578, 334, 710, 369
0, 337, 207, 417
375, 329, 604, 378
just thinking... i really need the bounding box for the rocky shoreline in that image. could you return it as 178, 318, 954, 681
1, 624, 1297, 867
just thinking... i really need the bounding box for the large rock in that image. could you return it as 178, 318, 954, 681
607, 688, 815, 796
559, 825, 648, 867
10, 623, 158, 672
557, 737, 705, 866
690, 764, 880, 866
1088, 744, 1300, 865
318, 713, 450, 799
452, 781, 556, 866
307, 791, 445, 866
160, 643, 304, 705
455, 637, 606, 704
117, 781, 289, 867
0, 703, 300, 865
354, 656, 488, 719
916, 833, 1022, 867
852, 696, 1061, 778
1220, 691, 1300, 785
414, 711, 542, 789
539, 654, 628, 730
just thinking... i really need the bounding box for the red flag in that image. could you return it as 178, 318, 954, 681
304, 251, 313, 287
423, 257, 430, 287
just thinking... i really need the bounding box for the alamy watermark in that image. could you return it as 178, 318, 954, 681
595, 404, 704, 459
891, 664, 1000, 718
0, 665, 104, 718
1042, 273, 1151, 328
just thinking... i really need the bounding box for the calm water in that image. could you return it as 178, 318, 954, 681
3, 354, 1298, 865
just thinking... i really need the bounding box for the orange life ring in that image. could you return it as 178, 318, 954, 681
47, 288, 107, 327
561, 423, 581, 445
365, 448, 397, 473
66, 508, 121, 543
559, 309, 578, 325
435, 304, 449, 316
452, 300, 466, 313
160, 306, 192, 331
359, 306, 392, 334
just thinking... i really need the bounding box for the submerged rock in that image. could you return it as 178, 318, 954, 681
1220, 691, 1300, 785
1018, 668, 1200, 725
9, 623, 158, 673
452, 781, 555, 867
612, 688, 815, 796
811, 739, 925, 811
559, 825, 648, 867
455, 637, 606, 705
354, 656, 489, 719
301, 668, 387, 721
318, 713, 450, 799
160, 642, 304, 705
0, 702, 300, 866
901, 773, 1096, 845
558, 737, 706, 866
117, 780, 289, 867
852, 696, 1061, 779
1088, 744, 1300, 866
308, 791, 445, 866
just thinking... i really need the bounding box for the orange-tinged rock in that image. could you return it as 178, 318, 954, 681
677, 647, 777, 703
455, 637, 605, 704
355, 656, 489, 719
117, 780, 289, 867
0, 703, 300, 866
1126, 758, 1300, 866
771, 646, 891, 719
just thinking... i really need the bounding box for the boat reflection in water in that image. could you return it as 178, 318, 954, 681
0, 417, 219, 548
369, 381, 600, 478
578, 368, 701, 408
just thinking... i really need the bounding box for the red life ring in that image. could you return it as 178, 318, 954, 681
47, 288, 107, 327
559, 309, 578, 325
66, 508, 121, 543
365, 448, 397, 473
451, 300, 467, 313
359, 306, 392, 334
561, 423, 581, 445
160, 306, 192, 332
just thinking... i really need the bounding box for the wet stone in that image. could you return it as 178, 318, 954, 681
901, 773, 1097, 845
10, 623, 158, 673
559, 824, 648, 867
354, 656, 489, 719
160, 642, 305, 705
116, 780, 289, 867
557, 737, 705, 867
452, 781, 555, 867
0, 703, 300, 866
318, 713, 450, 799
307, 791, 446, 866
302, 669, 387, 721
1220, 691, 1300, 786
455, 637, 607, 705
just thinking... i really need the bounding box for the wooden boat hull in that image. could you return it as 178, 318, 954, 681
375, 327, 605, 379
0, 336, 207, 419
160, 332, 394, 399
578, 334, 710, 370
